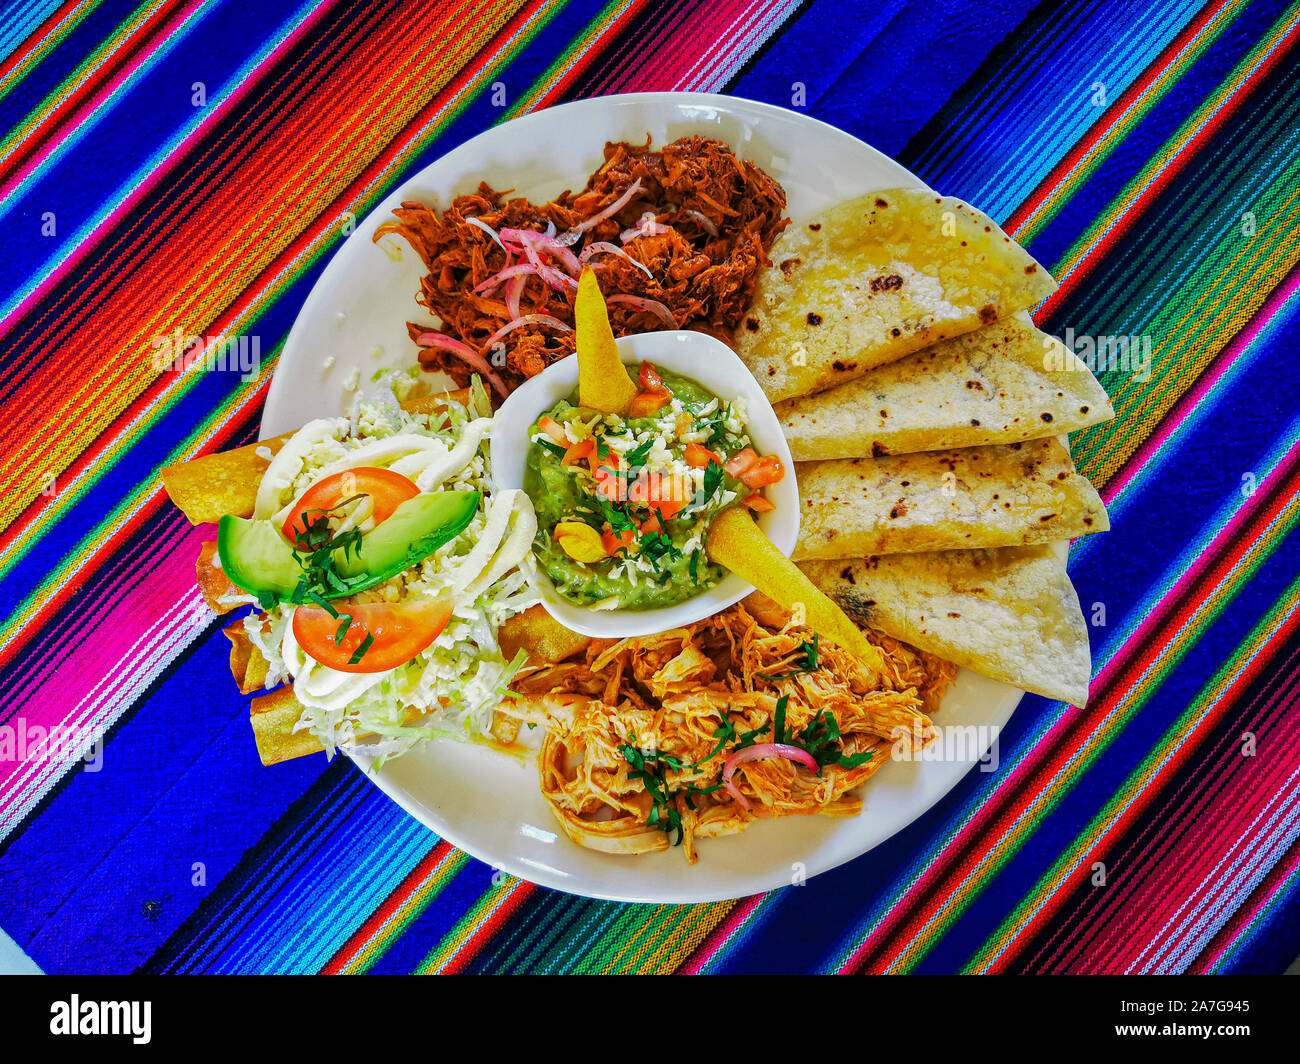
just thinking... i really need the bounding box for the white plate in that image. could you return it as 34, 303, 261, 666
265, 92, 1026, 903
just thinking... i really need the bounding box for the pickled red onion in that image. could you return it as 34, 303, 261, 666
415, 332, 509, 398
578, 241, 653, 278
556, 178, 644, 244
481, 314, 572, 352
463, 216, 509, 255
504, 273, 526, 320
606, 294, 678, 329
722, 744, 820, 813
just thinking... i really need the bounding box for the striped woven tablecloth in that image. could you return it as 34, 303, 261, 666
1, 0, 1298, 975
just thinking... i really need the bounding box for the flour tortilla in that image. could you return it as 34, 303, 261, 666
776, 314, 1114, 460
735, 188, 1056, 402
793, 436, 1109, 561
800, 545, 1092, 705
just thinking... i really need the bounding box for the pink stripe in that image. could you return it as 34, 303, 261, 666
0, 0, 337, 335
0, 1, 205, 199
1029, 633, 1300, 972
679, 894, 763, 974
1189, 839, 1300, 972
1063, 659, 1300, 971
1102, 266, 1300, 506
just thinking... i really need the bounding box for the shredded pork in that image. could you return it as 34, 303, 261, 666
501, 605, 955, 862
377, 136, 788, 392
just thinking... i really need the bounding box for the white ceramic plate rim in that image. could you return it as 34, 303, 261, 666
263, 92, 1033, 903
489, 329, 800, 638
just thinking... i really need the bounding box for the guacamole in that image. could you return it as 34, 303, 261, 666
524, 361, 785, 609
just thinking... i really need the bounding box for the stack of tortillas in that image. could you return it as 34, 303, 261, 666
735, 188, 1112, 706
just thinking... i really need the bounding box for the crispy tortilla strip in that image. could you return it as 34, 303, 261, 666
793, 437, 1108, 561
776, 314, 1114, 460
735, 189, 1056, 402
223, 618, 271, 695
196, 540, 246, 614
249, 687, 325, 766
161, 389, 471, 525
799, 545, 1091, 706
498, 604, 590, 664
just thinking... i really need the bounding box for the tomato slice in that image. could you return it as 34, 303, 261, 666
739, 455, 785, 488
742, 492, 775, 513
684, 442, 721, 469
292, 599, 452, 673
282, 467, 419, 543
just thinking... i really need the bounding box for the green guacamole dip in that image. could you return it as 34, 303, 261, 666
524, 363, 775, 610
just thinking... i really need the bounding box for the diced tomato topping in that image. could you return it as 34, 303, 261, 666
684, 443, 721, 469
742, 492, 776, 513
562, 438, 595, 466
538, 415, 568, 445
739, 455, 785, 488
724, 447, 759, 478
627, 390, 671, 418
639, 361, 667, 393
601, 524, 636, 555
594, 461, 626, 502
639, 513, 663, 535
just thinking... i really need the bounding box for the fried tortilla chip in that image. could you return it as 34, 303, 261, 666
161, 390, 470, 525
498, 604, 591, 664
223, 618, 271, 695
706, 506, 889, 669
799, 545, 1092, 706
575, 267, 637, 414
735, 189, 1056, 402
249, 687, 325, 766
776, 314, 1114, 460
793, 437, 1109, 561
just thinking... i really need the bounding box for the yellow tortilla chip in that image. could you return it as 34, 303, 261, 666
575, 267, 637, 414
776, 314, 1114, 460
706, 506, 887, 668
793, 437, 1108, 561
800, 545, 1092, 706
498, 604, 591, 664
223, 619, 270, 695
735, 189, 1057, 402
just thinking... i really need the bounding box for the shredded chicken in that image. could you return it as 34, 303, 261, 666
377, 136, 788, 392
502, 605, 955, 862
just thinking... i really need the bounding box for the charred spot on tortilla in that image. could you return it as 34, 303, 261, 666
978, 303, 997, 323
870, 274, 904, 293
1041, 412, 1054, 422
780, 257, 802, 275
807, 312, 822, 325
745, 317, 761, 331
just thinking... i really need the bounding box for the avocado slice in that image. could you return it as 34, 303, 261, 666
217, 489, 480, 603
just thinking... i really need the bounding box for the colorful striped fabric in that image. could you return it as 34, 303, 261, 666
1, 0, 1297, 974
